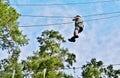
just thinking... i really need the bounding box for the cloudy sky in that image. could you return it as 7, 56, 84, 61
1, 0, 120, 77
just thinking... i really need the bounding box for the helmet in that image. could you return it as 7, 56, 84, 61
76, 15, 81, 17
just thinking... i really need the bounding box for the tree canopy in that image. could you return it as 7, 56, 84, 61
0, 0, 120, 78
22, 30, 76, 78
0, 0, 28, 51
81, 58, 120, 78
0, 0, 28, 77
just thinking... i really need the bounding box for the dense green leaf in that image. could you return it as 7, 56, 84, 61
23, 30, 75, 78
81, 58, 120, 78
0, 0, 28, 51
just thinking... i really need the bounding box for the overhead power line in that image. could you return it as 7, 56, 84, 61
19, 22, 73, 27
20, 15, 73, 18
83, 11, 120, 17
58, 63, 120, 71
63, 63, 120, 70
20, 11, 120, 18
11, 0, 120, 6
84, 14, 120, 22
19, 14, 120, 27
103, 64, 120, 66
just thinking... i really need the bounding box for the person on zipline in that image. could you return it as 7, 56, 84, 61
68, 15, 84, 42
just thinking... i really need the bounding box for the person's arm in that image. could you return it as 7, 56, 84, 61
72, 18, 75, 21
72, 17, 78, 21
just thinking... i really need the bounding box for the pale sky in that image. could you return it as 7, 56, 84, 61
1, 0, 120, 77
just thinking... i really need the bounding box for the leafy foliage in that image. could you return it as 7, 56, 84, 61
0, 0, 28, 51
0, 0, 28, 77
81, 58, 120, 78
0, 47, 23, 78
23, 30, 76, 78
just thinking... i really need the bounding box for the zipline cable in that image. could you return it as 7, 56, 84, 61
19, 14, 120, 27
83, 11, 120, 17
20, 11, 120, 18
19, 22, 73, 27
20, 15, 73, 18
10, 0, 120, 6
84, 14, 120, 22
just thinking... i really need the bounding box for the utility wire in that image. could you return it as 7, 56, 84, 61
19, 22, 73, 27
10, 0, 120, 6
63, 63, 120, 70
83, 11, 120, 17
19, 14, 120, 27
84, 14, 120, 22
20, 11, 120, 18
45, 63, 120, 71
20, 15, 73, 18
103, 64, 120, 66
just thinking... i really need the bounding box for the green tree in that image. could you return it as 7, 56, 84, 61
0, 0, 28, 78
0, 47, 23, 78
81, 58, 120, 78
0, 0, 28, 51
22, 30, 76, 78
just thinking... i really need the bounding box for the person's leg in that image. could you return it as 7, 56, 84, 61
68, 27, 79, 42
78, 27, 83, 33
74, 30, 78, 36
73, 27, 79, 38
